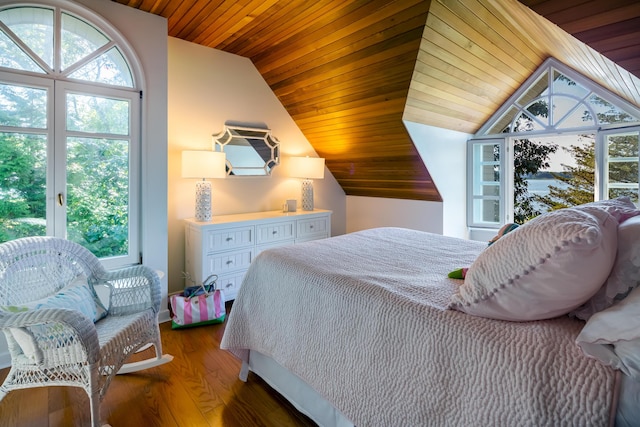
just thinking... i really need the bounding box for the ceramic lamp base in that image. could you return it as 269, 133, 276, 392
301, 179, 314, 211
195, 180, 212, 221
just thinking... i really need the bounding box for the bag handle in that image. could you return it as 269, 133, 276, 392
182, 272, 219, 298
201, 274, 219, 295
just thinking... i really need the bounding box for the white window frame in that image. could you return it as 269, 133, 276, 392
468, 58, 640, 233
0, 1, 143, 268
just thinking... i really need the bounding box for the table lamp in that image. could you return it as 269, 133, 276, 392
289, 156, 325, 211
182, 150, 226, 221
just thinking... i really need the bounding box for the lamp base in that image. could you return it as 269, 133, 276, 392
301, 179, 314, 211
195, 180, 212, 221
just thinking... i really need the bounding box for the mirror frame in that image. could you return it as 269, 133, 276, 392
212, 125, 280, 176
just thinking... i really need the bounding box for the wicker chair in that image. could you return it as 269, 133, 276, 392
0, 236, 173, 426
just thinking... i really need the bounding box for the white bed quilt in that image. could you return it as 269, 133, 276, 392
221, 227, 615, 426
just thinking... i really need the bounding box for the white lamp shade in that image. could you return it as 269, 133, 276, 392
288, 156, 325, 179
182, 150, 226, 179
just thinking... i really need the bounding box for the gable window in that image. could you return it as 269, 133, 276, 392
468, 59, 640, 232
0, 2, 141, 268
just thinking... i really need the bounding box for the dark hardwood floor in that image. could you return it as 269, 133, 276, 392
0, 303, 315, 427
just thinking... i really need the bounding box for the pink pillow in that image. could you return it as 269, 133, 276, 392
571, 196, 640, 223
450, 207, 618, 321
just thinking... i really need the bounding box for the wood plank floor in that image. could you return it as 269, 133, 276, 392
0, 303, 315, 427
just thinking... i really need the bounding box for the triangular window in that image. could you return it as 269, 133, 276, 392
478, 59, 640, 135
469, 59, 640, 231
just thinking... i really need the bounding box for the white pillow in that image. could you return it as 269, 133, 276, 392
450, 207, 618, 321
572, 215, 640, 320
576, 285, 640, 380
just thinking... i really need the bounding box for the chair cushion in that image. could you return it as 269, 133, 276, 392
0, 275, 108, 322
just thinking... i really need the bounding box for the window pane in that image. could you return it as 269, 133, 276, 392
525, 99, 549, 127
68, 47, 133, 87
471, 141, 501, 225
552, 70, 589, 99
66, 93, 129, 135
0, 7, 53, 68
61, 12, 109, 70
590, 95, 639, 124
0, 29, 45, 72
519, 135, 594, 219
608, 132, 639, 204
512, 112, 545, 132
0, 132, 47, 242
473, 198, 500, 223
556, 103, 595, 128
0, 82, 47, 128
517, 71, 547, 106
66, 137, 128, 258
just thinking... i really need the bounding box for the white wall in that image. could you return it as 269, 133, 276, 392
346, 196, 443, 234
404, 121, 471, 239
168, 37, 346, 294
0, 0, 168, 367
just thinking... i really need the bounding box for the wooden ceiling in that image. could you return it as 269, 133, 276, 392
114, 0, 640, 202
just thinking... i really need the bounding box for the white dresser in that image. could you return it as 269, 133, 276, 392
184, 209, 332, 301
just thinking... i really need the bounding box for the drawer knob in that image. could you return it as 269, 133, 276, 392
226, 237, 233, 242
225, 283, 232, 288
310, 225, 314, 229
272, 230, 277, 234
226, 260, 233, 265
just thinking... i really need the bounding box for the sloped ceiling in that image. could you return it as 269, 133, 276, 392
114, 0, 640, 202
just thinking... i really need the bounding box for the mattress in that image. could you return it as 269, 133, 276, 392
221, 227, 619, 426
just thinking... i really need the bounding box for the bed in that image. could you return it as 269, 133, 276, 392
221, 199, 640, 426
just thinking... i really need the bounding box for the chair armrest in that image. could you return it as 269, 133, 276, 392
97, 265, 161, 316
0, 308, 100, 365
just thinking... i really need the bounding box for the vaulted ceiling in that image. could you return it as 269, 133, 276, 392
114, 0, 640, 202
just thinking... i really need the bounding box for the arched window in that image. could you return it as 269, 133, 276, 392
0, 1, 141, 268
468, 58, 640, 231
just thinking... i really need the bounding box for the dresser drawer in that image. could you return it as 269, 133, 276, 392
216, 271, 246, 301
297, 217, 329, 240
204, 248, 253, 275
203, 226, 254, 252
256, 221, 295, 245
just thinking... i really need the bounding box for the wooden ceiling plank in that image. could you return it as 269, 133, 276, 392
410, 67, 502, 111
413, 53, 512, 104
213, 1, 300, 51
549, 3, 640, 33
269, 35, 422, 94
257, 2, 429, 82
429, 3, 532, 78
253, 0, 427, 74
240, 1, 364, 60
191, 1, 263, 46
418, 37, 520, 93
403, 105, 479, 133
459, 0, 543, 64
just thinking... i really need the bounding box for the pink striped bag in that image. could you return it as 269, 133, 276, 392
169, 278, 225, 329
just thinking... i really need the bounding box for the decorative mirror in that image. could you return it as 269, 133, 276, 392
212, 125, 280, 176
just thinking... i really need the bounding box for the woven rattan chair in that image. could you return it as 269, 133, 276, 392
0, 236, 173, 426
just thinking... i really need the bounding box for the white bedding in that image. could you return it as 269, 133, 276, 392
221, 227, 617, 426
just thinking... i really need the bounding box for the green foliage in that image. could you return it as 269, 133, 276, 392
0, 89, 130, 258
513, 138, 557, 224
536, 140, 596, 211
